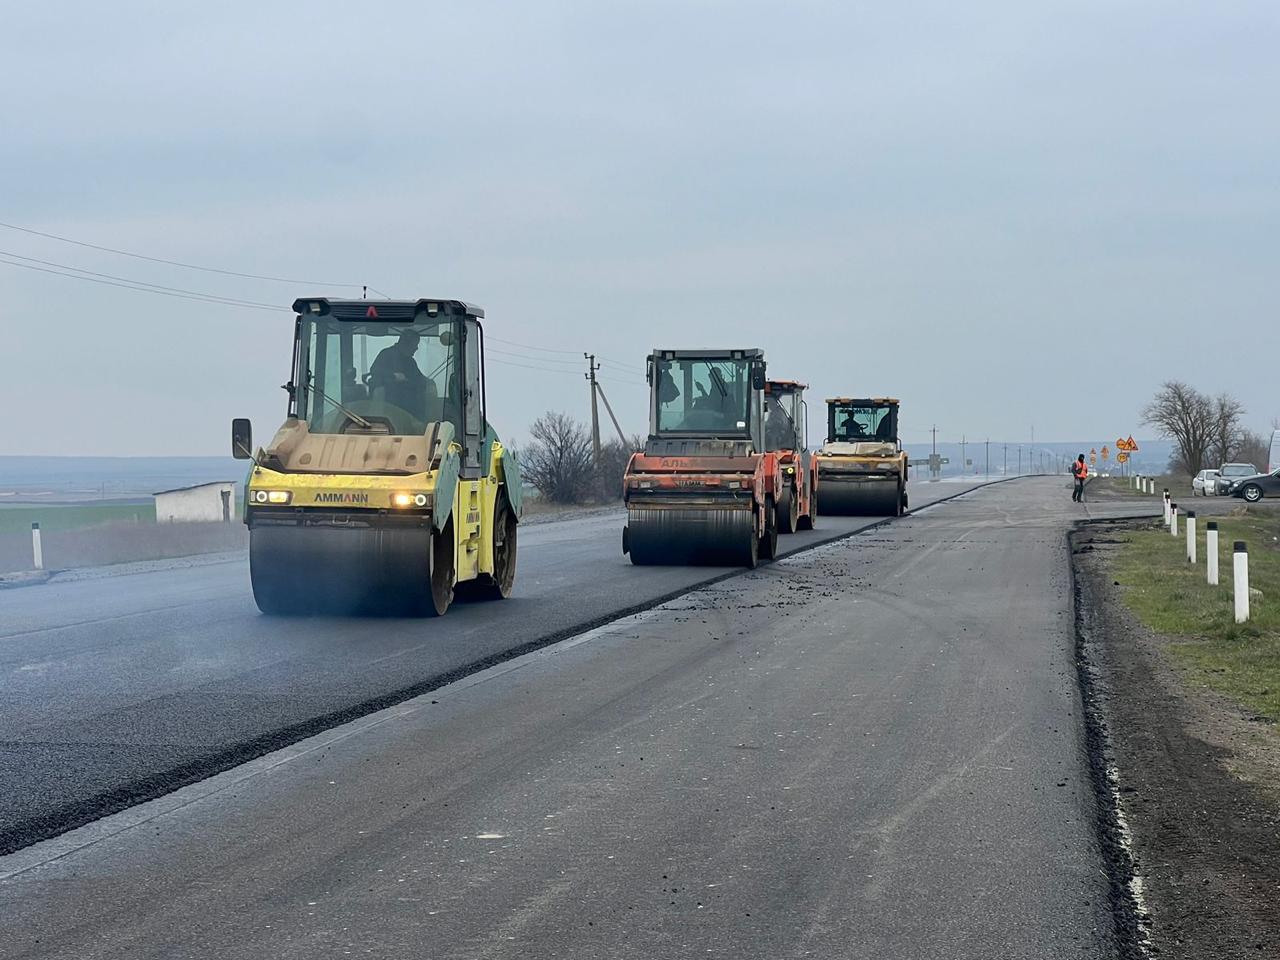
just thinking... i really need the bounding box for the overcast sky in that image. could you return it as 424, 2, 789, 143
2, 1, 1277, 456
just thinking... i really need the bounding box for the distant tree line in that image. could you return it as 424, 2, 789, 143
1142, 381, 1271, 476
513, 411, 644, 504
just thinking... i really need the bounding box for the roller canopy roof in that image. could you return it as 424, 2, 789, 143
648, 348, 763, 359
827, 397, 900, 405
292, 298, 484, 320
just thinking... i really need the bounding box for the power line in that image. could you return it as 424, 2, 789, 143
485, 355, 583, 375
0, 255, 285, 311
486, 335, 582, 357
0, 249, 286, 309
487, 343, 645, 383
0, 219, 364, 287
597, 358, 645, 377
486, 345, 583, 368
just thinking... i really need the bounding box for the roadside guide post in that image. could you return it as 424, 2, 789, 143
1170, 503, 1178, 537
1186, 511, 1196, 564
31, 522, 43, 571
1234, 542, 1250, 623
1207, 522, 1219, 585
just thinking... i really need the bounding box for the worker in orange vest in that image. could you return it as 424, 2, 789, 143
1071, 454, 1088, 502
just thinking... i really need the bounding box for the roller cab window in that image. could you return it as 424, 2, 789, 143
828, 403, 895, 444
299, 318, 461, 437
655, 358, 752, 436
766, 391, 801, 452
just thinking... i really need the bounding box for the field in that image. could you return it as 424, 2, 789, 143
0, 502, 155, 534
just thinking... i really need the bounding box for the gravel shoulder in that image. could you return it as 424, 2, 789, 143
1073, 521, 1280, 958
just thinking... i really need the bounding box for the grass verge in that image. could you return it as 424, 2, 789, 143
1094, 475, 1180, 498
1109, 509, 1280, 721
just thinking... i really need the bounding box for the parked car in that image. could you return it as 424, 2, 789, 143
1192, 469, 1220, 496
1226, 468, 1280, 503
1215, 462, 1258, 495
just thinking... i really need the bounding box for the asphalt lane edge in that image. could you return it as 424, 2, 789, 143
1069, 518, 1157, 960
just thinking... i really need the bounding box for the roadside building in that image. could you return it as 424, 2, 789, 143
153, 481, 237, 523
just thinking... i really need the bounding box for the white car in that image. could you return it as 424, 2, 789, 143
1192, 469, 1220, 496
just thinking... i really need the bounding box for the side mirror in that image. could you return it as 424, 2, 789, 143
751, 361, 767, 391
232, 418, 253, 460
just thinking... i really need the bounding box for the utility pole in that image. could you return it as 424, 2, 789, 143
1018, 445, 1022, 476
1003, 443, 1007, 476
585, 353, 601, 466
961, 434, 966, 477
985, 438, 990, 477
931, 424, 938, 456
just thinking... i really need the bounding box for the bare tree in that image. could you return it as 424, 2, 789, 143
590, 434, 645, 501
518, 411, 594, 504
1142, 381, 1213, 477
1206, 392, 1246, 468
1236, 429, 1269, 471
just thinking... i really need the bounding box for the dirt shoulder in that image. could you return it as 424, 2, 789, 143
1073, 519, 1280, 958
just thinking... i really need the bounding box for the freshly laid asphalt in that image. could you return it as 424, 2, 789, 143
1, 479, 1159, 958
2, 479, 990, 855
2, 481, 1162, 960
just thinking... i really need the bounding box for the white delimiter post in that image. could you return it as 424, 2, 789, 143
1207, 521, 1219, 585
31, 522, 43, 570
1234, 541, 1250, 623
1163, 490, 1171, 524
1170, 504, 1179, 537
1186, 511, 1196, 564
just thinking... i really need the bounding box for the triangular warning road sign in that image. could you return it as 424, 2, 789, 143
366, 305, 379, 318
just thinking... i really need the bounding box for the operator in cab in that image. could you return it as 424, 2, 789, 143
370, 331, 434, 420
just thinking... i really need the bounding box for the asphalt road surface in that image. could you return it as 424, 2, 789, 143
2, 479, 1158, 958
3, 479, 990, 855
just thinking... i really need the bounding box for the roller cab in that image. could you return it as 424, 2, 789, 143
232, 298, 521, 616
764, 379, 817, 534
817, 398, 909, 516
622, 349, 780, 567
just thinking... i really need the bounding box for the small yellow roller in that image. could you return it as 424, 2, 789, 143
816, 398, 909, 516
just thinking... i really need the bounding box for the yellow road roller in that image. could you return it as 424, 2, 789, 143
817, 397, 909, 516
231, 297, 521, 616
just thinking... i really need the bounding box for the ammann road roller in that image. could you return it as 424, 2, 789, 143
764, 379, 817, 533
817, 397, 909, 516
622, 349, 782, 567
231, 297, 521, 616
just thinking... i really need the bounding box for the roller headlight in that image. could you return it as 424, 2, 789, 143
252, 490, 291, 504
392, 492, 431, 508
